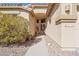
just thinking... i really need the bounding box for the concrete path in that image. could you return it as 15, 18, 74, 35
25, 35, 49, 56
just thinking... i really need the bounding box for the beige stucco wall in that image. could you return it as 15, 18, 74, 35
60, 4, 78, 48
0, 10, 20, 14
60, 3, 77, 15
18, 11, 29, 21
29, 13, 36, 36
45, 4, 79, 51
74, 13, 79, 47
0, 10, 30, 21
61, 23, 75, 48
45, 5, 61, 46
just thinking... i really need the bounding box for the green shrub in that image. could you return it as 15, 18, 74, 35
0, 14, 29, 45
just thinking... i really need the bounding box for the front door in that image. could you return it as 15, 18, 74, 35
36, 19, 46, 35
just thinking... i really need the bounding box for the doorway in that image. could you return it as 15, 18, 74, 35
36, 19, 46, 35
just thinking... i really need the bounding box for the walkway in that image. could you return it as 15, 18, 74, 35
25, 35, 49, 56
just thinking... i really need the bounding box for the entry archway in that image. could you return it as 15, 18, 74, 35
36, 18, 46, 35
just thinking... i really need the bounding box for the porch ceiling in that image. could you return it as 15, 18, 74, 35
35, 13, 46, 19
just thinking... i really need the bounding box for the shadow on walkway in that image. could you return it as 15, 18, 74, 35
17, 36, 42, 48
0, 36, 43, 56
25, 37, 42, 47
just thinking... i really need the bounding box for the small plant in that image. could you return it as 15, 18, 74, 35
0, 13, 29, 45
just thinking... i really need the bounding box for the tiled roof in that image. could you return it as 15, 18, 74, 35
31, 3, 48, 5
0, 3, 30, 6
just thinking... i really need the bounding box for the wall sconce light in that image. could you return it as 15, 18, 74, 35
65, 4, 70, 14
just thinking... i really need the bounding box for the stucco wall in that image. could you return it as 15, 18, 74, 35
0, 10, 20, 14
0, 10, 30, 21
61, 11, 79, 48
45, 5, 61, 46
29, 13, 36, 36
45, 4, 79, 49
74, 13, 79, 47
18, 11, 29, 21
61, 23, 75, 48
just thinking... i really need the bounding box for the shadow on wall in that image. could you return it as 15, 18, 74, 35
44, 4, 60, 35
47, 3, 60, 24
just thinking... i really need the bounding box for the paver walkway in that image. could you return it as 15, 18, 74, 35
25, 35, 49, 56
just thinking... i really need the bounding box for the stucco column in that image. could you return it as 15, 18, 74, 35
29, 13, 36, 36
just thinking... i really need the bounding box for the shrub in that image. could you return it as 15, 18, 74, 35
0, 14, 29, 45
